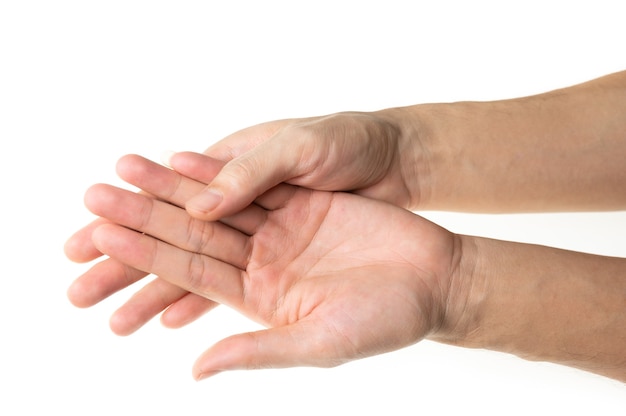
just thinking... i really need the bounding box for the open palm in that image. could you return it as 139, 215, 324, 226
72, 153, 459, 379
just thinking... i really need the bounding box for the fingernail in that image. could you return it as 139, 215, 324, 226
188, 189, 223, 215
161, 150, 176, 168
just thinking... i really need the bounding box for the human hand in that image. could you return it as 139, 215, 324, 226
76, 152, 462, 379
64, 110, 417, 308
182, 70, 626, 221
58, 101, 464, 325
185, 110, 425, 221
65, 159, 223, 334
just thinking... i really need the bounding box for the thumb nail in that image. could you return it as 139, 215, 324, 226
187, 189, 223, 215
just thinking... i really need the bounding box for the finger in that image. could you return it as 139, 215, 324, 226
201, 119, 292, 161
67, 257, 149, 308
110, 277, 217, 336
65, 187, 157, 263
84, 183, 251, 269
162, 151, 225, 185
185, 134, 309, 221
116, 154, 209, 209
119, 153, 268, 236
192, 320, 343, 380
64, 217, 110, 263
161, 292, 218, 329
170, 151, 303, 211
92, 223, 245, 308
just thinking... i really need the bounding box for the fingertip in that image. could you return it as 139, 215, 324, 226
109, 311, 138, 337
115, 153, 154, 184
165, 151, 226, 186
63, 234, 84, 262
64, 223, 105, 263
192, 338, 237, 380
160, 309, 189, 329
83, 183, 111, 212
160, 295, 217, 329
185, 188, 224, 220
115, 153, 140, 174
160, 150, 176, 168
193, 351, 224, 381
193, 370, 221, 381
66, 279, 90, 308
185, 205, 211, 221
89, 222, 117, 255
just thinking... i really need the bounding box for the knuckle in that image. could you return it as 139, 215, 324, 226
137, 197, 155, 231
229, 156, 263, 182
185, 217, 215, 253
185, 252, 210, 294
280, 123, 324, 156
162, 171, 183, 202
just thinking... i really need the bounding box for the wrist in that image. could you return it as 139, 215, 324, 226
374, 102, 488, 211
431, 234, 626, 381
400, 100, 503, 212
427, 234, 484, 346
373, 105, 443, 211
392, 72, 626, 212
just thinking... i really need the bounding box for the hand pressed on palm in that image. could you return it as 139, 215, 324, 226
71, 153, 459, 379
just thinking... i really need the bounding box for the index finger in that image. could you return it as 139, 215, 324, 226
202, 119, 293, 161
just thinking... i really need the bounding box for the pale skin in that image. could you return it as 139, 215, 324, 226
184, 70, 626, 217
70, 154, 461, 380
65, 71, 626, 381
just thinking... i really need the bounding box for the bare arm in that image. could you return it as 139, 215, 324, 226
184, 70, 626, 219
403, 70, 626, 212
69, 153, 626, 382
435, 235, 626, 382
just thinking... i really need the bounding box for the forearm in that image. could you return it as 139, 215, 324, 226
435, 235, 626, 382
390, 70, 626, 212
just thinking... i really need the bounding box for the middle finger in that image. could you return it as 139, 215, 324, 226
85, 183, 251, 270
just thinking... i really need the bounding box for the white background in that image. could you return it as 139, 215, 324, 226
1, 1, 625, 414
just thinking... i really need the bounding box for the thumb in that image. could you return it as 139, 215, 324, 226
192, 322, 345, 380
185, 139, 303, 221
